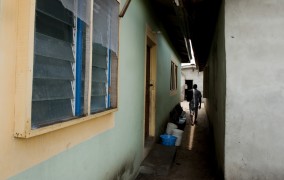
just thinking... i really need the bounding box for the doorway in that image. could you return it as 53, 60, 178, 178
185, 80, 193, 100
144, 26, 157, 157
145, 45, 151, 139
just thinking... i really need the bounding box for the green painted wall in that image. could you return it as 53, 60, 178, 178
9, 0, 181, 179
156, 36, 181, 136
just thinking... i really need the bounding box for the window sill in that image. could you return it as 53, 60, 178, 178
14, 108, 118, 138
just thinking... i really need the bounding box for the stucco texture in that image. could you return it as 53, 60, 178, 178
225, 0, 284, 179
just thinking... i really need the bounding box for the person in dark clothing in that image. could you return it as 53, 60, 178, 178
187, 84, 202, 125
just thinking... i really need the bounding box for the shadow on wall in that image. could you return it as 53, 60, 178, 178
106, 155, 136, 180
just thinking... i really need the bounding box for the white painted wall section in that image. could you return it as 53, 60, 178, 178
225, 0, 284, 179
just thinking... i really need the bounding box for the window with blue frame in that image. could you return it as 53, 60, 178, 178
31, 0, 118, 129
91, 0, 119, 113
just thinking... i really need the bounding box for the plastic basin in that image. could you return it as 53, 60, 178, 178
160, 134, 177, 146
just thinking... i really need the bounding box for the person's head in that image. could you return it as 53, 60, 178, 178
193, 84, 197, 89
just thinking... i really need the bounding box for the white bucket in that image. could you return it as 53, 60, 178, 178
166, 123, 178, 135
172, 129, 184, 146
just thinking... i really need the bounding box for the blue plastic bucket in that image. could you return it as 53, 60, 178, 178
160, 134, 177, 146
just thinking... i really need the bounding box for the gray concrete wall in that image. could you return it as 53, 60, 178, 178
224, 0, 284, 179
204, 1, 226, 177
180, 67, 203, 101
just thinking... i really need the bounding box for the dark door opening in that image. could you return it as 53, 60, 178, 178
185, 80, 193, 100
145, 45, 151, 139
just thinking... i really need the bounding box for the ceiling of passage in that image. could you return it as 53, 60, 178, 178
150, 0, 221, 71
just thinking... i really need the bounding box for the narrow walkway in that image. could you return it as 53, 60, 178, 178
137, 101, 216, 180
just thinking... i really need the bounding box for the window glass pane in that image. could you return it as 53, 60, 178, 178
32, 79, 74, 101
91, 82, 107, 97
36, 0, 74, 26
36, 11, 73, 43
92, 67, 107, 82
35, 33, 74, 62
91, 0, 119, 113
32, 0, 89, 128
32, 100, 73, 128
92, 44, 108, 68
33, 55, 74, 80
93, 0, 119, 54
91, 96, 107, 112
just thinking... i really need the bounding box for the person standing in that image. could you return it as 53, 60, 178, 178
187, 84, 202, 125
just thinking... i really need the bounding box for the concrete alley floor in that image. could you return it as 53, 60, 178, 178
136, 101, 217, 180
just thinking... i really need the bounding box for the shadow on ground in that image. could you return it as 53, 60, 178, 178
136, 102, 217, 180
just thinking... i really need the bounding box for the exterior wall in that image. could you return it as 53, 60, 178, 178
224, 0, 284, 179
0, 0, 181, 180
204, 1, 226, 178
156, 36, 181, 136
180, 67, 203, 101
